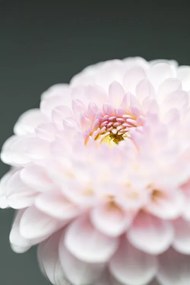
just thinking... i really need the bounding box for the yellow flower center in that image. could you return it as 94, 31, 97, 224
85, 112, 139, 145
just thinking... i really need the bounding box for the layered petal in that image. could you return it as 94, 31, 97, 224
110, 238, 157, 285
90, 203, 133, 237
64, 215, 118, 263
19, 206, 62, 241
158, 248, 190, 285
9, 210, 32, 253
173, 218, 190, 254
59, 242, 105, 285
128, 212, 174, 254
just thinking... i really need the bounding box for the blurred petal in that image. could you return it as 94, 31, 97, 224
110, 238, 157, 285
14, 109, 47, 135
158, 248, 190, 285
59, 241, 105, 285
1, 170, 36, 209
1, 136, 49, 166
20, 163, 54, 192
10, 210, 32, 253
173, 218, 190, 254
38, 232, 68, 285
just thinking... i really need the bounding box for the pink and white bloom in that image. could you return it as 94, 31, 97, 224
1, 57, 190, 285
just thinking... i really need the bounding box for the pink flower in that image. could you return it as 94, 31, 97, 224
1, 57, 190, 285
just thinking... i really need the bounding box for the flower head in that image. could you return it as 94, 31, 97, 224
1, 57, 190, 285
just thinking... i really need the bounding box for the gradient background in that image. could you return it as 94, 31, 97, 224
0, 1, 190, 284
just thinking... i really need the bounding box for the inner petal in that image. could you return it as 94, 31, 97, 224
84, 107, 141, 145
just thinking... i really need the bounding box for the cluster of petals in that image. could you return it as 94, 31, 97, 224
1, 57, 190, 285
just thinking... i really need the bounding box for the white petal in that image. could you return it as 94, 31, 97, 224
177, 66, 190, 90
59, 241, 105, 285
136, 79, 155, 103
20, 206, 62, 241
110, 238, 157, 285
0, 170, 16, 208
35, 123, 56, 141
35, 191, 79, 220
41, 84, 69, 99
90, 204, 132, 237
146, 190, 184, 219
148, 62, 175, 88
1, 136, 31, 165
158, 248, 190, 285
40, 84, 71, 117
14, 109, 47, 135
52, 106, 73, 130
128, 212, 174, 254
64, 215, 118, 263
1, 170, 36, 209
38, 232, 68, 285
173, 218, 190, 254
108, 82, 125, 108
20, 163, 54, 192
123, 66, 146, 93
1, 136, 49, 166
158, 78, 181, 96
9, 210, 32, 253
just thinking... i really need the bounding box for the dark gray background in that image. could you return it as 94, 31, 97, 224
0, 1, 190, 284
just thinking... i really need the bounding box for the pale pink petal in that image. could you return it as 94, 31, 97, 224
173, 218, 190, 254
108, 82, 125, 108
1, 136, 33, 165
163, 90, 189, 110
177, 66, 190, 90
35, 123, 57, 141
123, 66, 146, 93
64, 215, 118, 263
1, 136, 50, 166
90, 204, 133, 237
35, 191, 79, 220
59, 242, 105, 285
41, 95, 69, 118
52, 106, 73, 130
136, 79, 155, 103
158, 78, 181, 96
181, 181, 190, 220
2, 170, 36, 209
128, 212, 173, 254
41, 84, 69, 99
110, 238, 157, 285
0, 170, 16, 208
20, 163, 54, 192
9, 210, 32, 253
148, 62, 175, 88
158, 248, 190, 285
146, 189, 184, 219
20, 206, 62, 241
38, 232, 67, 285
14, 109, 47, 135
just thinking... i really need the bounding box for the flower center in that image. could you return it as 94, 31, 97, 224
85, 112, 139, 145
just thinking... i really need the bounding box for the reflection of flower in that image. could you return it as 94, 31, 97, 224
1, 57, 190, 285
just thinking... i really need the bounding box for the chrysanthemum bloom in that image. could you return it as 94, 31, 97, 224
1, 57, 190, 285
